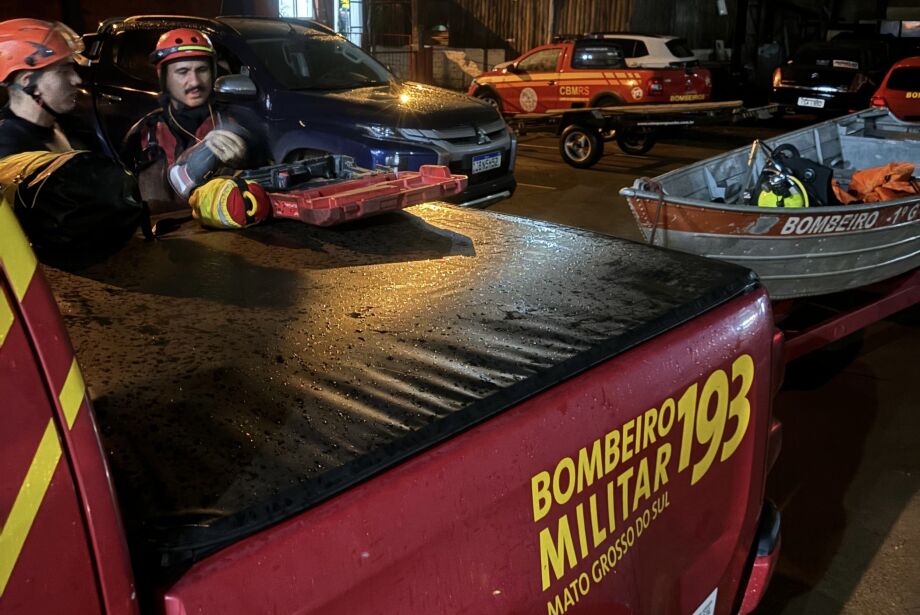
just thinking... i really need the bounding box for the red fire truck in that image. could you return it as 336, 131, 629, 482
0, 194, 781, 614
468, 34, 712, 115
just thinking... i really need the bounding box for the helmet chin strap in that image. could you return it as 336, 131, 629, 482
12, 71, 64, 119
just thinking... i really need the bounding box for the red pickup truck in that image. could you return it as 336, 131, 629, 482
0, 195, 781, 614
468, 35, 712, 115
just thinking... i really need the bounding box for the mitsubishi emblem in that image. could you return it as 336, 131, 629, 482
475, 126, 491, 145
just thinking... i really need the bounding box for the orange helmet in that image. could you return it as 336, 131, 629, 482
149, 28, 215, 68
0, 18, 88, 83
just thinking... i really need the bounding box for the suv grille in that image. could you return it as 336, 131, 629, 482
401, 119, 508, 147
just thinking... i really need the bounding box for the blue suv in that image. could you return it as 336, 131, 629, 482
79, 15, 517, 206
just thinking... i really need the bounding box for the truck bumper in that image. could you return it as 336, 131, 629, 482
738, 501, 782, 614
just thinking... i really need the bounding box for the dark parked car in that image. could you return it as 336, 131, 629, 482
770, 41, 890, 116
78, 15, 516, 206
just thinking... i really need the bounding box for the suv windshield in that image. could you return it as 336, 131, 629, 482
246, 28, 393, 90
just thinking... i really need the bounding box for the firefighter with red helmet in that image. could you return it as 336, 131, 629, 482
122, 28, 269, 228
0, 18, 89, 156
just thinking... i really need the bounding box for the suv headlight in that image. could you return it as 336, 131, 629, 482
358, 123, 399, 140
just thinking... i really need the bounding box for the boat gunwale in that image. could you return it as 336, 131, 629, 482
655, 231, 920, 253
620, 186, 920, 215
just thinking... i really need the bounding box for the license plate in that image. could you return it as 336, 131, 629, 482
797, 97, 825, 109
472, 151, 502, 174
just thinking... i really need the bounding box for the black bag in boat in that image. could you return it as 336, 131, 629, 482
772, 143, 838, 207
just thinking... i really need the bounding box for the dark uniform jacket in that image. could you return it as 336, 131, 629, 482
121, 100, 267, 213
0, 106, 92, 158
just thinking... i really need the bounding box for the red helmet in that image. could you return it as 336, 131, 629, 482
150, 28, 215, 68
0, 18, 87, 83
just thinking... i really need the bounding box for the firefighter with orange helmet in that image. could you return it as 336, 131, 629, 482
122, 27, 269, 228
0, 19, 151, 256
0, 18, 89, 156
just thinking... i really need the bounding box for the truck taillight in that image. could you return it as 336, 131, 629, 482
648, 78, 663, 95
870, 95, 887, 108
771, 68, 782, 88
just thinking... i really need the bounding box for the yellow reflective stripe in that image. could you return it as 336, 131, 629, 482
175, 45, 212, 53
59, 359, 85, 429
0, 197, 38, 302
557, 80, 609, 86
0, 193, 88, 598
0, 151, 62, 186
0, 360, 87, 596
0, 420, 63, 597
216, 181, 240, 228
0, 290, 12, 348
557, 72, 606, 79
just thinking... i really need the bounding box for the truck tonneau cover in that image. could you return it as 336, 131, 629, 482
45, 203, 757, 570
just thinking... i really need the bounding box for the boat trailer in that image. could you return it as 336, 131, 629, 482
776, 268, 919, 363
508, 100, 777, 168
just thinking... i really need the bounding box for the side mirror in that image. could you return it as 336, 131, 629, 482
80, 33, 99, 58
214, 74, 258, 100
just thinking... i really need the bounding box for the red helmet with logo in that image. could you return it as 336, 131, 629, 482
0, 18, 88, 83
149, 28, 215, 68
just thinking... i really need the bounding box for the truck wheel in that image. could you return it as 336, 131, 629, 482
560, 125, 604, 168
476, 90, 503, 114
616, 128, 657, 156
591, 94, 622, 109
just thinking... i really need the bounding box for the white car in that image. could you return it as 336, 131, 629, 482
591, 33, 700, 69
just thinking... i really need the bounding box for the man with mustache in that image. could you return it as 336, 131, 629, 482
123, 28, 258, 214
0, 18, 89, 156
